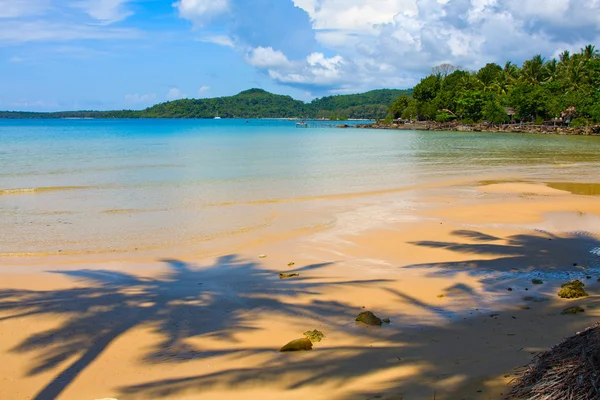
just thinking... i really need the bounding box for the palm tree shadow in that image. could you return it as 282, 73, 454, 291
0, 255, 389, 400
405, 230, 600, 277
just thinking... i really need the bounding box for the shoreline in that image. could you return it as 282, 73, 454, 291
353, 120, 600, 136
1, 180, 600, 399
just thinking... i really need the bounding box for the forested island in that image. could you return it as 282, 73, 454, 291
0, 89, 411, 120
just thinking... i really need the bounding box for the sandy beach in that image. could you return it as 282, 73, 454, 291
1, 179, 599, 400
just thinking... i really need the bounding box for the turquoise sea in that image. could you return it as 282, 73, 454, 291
2, 119, 600, 257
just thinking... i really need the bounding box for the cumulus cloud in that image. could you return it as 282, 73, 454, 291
166, 88, 187, 100
198, 85, 209, 95
72, 0, 134, 24
173, 0, 229, 27
245, 46, 292, 68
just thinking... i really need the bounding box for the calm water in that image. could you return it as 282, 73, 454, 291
2, 119, 600, 257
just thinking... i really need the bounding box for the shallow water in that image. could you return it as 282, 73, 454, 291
2, 119, 600, 256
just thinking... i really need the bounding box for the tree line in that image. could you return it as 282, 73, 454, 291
388, 45, 600, 126
0, 88, 412, 120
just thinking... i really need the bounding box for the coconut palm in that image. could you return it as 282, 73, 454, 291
581, 44, 600, 60
521, 55, 547, 85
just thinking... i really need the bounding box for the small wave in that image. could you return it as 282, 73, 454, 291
0, 186, 91, 195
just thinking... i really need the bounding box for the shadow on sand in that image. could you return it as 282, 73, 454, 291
0, 255, 389, 399
0, 230, 599, 399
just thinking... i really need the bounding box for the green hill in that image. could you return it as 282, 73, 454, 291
310, 89, 413, 119
0, 88, 412, 119
140, 89, 309, 118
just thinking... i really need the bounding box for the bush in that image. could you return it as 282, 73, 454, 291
436, 112, 455, 123
534, 116, 545, 125
570, 117, 590, 127
461, 118, 475, 125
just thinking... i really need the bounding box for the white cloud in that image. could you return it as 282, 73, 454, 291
0, 0, 51, 18
198, 35, 235, 48
0, 21, 140, 43
9, 56, 24, 62
166, 88, 187, 101
174, 0, 229, 27
289, 0, 600, 78
125, 93, 157, 104
245, 46, 292, 68
72, 0, 134, 24
198, 85, 209, 95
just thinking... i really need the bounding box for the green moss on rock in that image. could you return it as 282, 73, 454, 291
279, 338, 313, 352
279, 273, 300, 279
303, 329, 325, 343
561, 306, 585, 315
558, 280, 589, 299
356, 311, 382, 326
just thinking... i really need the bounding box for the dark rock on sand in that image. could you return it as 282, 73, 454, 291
561, 306, 585, 315
279, 273, 300, 279
558, 280, 589, 299
303, 329, 325, 343
382, 318, 391, 324
524, 296, 549, 303
532, 279, 543, 285
356, 311, 383, 326
280, 338, 313, 352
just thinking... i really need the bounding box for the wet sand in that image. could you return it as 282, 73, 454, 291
1, 180, 600, 399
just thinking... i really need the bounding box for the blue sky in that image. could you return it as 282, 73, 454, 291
1, 0, 599, 111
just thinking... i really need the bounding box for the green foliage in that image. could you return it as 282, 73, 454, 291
461, 118, 475, 125
388, 95, 411, 119
413, 75, 441, 102
483, 101, 509, 124
435, 112, 455, 123
570, 117, 590, 127
406, 44, 600, 125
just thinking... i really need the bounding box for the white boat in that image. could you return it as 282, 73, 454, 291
214, 110, 221, 120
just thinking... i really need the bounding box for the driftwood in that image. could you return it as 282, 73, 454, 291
509, 323, 600, 399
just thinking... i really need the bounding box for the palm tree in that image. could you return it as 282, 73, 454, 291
521, 55, 547, 84
545, 58, 559, 83
581, 44, 599, 60
559, 50, 571, 63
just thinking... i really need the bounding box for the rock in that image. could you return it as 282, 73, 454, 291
561, 306, 585, 315
279, 273, 300, 279
437, 294, 444, 298
303, 329, 325, 342
558, 280, 589, 299
508, 288, 513, 291
532, 279, 543, 285
523, 296, 549, 303
280, 338, 313, 352
382, 318, 391, 324
287, 262, 295, 266
259, 254, 267, 259
356, 311, 383, 326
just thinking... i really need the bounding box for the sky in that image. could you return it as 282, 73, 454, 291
1, 0, 599, 111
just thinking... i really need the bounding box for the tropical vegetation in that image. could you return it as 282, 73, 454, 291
388, 45, 600, 126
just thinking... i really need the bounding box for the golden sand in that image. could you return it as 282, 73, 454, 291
1, 179, 600, 399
